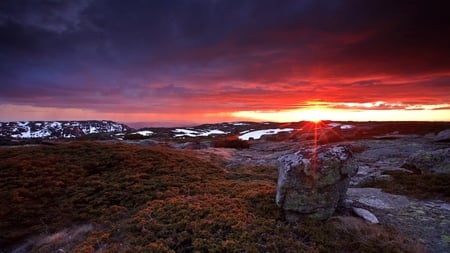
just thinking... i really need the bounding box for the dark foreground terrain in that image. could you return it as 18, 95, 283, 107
0, 142, 428, 253
1, 121, 450, 252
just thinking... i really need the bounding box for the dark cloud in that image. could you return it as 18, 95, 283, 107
0, 0, 449, 120
0, 0, 91, 33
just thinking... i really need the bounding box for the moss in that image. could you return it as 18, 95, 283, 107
442, 235, 450, 244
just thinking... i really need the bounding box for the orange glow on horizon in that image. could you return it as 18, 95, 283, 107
1, 102, 449, 126
231, 101, 450, 123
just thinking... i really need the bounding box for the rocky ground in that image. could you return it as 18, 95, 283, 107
348, 187, 450, 253
197, 133, 450, 253
349, 137, 450, 253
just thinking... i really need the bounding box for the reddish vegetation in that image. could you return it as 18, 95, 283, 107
213, 138, 250, 149
0, 142, 425, 252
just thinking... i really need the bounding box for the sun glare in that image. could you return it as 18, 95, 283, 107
231, 103, 450, 123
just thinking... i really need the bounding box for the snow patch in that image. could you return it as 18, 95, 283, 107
89, 126, 99, 134
173, 128, 228, 137
340, 124, 353, 129
173, 129, 199, 137
328, 123, 341, 128
135, 130, 154, 136
239, 128, 294, 140
51, 122, 62, 128
232, 122, 249, 126
198, 129, 227, 136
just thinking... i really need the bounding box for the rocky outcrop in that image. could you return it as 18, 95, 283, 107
434, 129, 450, 142
401, 148, 450, 174
348, 187, 450, 253
276, 144, 358, 221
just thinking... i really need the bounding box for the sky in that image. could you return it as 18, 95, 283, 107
1, 0, 449, 126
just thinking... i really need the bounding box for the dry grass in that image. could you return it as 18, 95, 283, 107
331, 217, 427, 253
0, 142, 426, 252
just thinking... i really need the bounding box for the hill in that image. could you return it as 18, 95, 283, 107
0, 142, 424, 252
0, 120, 130, 140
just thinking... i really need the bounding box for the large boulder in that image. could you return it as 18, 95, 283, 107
276, 144, 358, 221
401, 148, 450, 174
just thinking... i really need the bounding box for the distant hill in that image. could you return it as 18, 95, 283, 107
1, 120, 449, 145
0, 120, 131, 139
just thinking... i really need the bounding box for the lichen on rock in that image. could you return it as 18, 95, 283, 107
276, 144, 358, 221
401, 148, 450, 174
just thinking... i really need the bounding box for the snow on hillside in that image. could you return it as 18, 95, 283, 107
173, 128, 229, 137
135, 130, 154, 136
0, 120, 130, 139
239, 128, 294, 140
328, 123, 341, 128
328, 122, 354, 129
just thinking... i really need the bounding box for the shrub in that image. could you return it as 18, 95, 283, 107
213, 138, 250, 149
123, 133, 151, 140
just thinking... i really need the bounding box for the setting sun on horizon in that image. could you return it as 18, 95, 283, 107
231, 101, 450, 124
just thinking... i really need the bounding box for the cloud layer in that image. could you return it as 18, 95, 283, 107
1, 0, 449, 123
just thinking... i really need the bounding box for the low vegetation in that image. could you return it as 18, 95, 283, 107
367, 171, 450, 202
0, 142, 425, 252
213, 138, 250, 149
123, 133, 151, 140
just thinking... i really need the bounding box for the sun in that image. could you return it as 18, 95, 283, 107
311, 119, 322, 124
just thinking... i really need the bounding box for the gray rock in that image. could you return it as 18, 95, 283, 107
401, 148, 450, 174
276, 144, 358, 221
347, 188, 411, 210
347, 187, 450, 253
350, 167, 394, 187
353, 207, 379, 223
434, 129, 450, 142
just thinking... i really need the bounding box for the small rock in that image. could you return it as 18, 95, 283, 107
377, 174, 393, 182
347, 188, 411, 210
353, 207, 379, 224
434, 129, 450, 142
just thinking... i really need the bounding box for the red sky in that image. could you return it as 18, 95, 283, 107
1, 0, 449, 126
